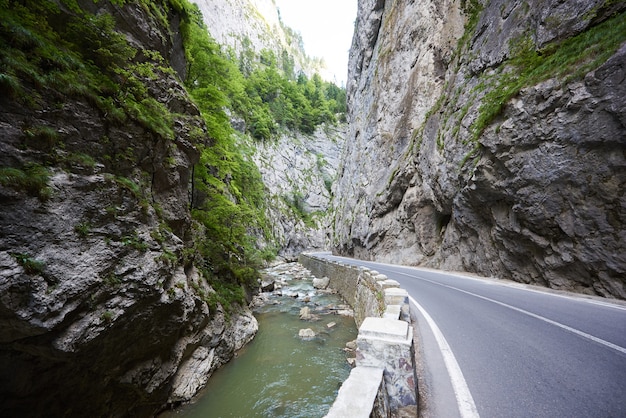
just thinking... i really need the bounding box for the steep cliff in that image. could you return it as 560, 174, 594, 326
334, 0, 626, 298
194, 0, 347, 260
253, 124, 345, 260
195, 0, 325, 77
0, 1, 258, 416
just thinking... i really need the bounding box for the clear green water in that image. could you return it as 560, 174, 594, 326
167, 268, 357, 418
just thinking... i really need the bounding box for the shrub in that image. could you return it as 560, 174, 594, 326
0, 164, 52, 200
0, 72, 22, 97
101, 311, 114, 322
103, 273, 122, 287
11, 252, 45, 275
121, 233, 149, 251
74, 221, 91, 237
114, 176, 141, 197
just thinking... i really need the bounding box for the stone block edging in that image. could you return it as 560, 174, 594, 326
299, 254, 417, 418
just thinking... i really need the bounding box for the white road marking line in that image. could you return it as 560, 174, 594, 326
409, 296, 480, 418
384, 266, 626, 355
417, 276, 626, 356
324, 254, 626, 312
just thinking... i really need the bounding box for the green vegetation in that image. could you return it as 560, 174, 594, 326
103, 273, 122, 287
74, 221, 91, 237
155, 250, 178, 267
63, 153, 97, 169
177, 1, 346, 306
0, 164, 52, 200
11, 252, 45, 275
121, 232, 149, 251
176, 2, 275, 309
101, 310, 114, 322
282, 191, 318, 227
0, 0, 175, 140
204, 281, 247, 317
113, 176, 142, 198
1, 0, 347, 314
181, 6, 346, 141
470, 12, 626, 142
23, 125, 60, 149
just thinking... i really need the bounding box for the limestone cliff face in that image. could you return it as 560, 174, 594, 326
0, 1, 256, 416
196, 0, 283, 51
252, 125, 345, 260
195, 0, 345, 260
334, 0, 626, 298
195, 0, 322, 76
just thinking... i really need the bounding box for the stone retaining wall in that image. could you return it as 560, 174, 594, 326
299, 254, 418, 417
301, 255, 360, 308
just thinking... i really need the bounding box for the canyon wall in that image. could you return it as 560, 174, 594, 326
194, 0, 325, 77
0, 1, 257, 415
253, 125, 345, 260
333, 0, 626, 298
196, 0, 346, 260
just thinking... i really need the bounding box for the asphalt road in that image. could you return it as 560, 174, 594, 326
312, 253, 626, 418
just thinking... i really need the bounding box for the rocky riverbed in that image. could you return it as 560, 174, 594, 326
166, 262, 358, 417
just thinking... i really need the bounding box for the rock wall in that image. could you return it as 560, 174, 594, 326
254, 125, 345, 260
194, 0, 321, 76
0, 1, 257, 416
333, 0, 626, 299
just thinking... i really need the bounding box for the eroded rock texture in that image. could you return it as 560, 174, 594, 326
253, 125, 345, 260
333, 0, 626, 298
0, 1, 257, 416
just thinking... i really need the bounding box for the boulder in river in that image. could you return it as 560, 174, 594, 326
299, 306, 319, 321
260, 280, 275, 293
298, 328, 316, 339
312, 276, 330, 289
299, 306, 312, 320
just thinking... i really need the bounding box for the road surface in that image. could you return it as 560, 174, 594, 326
313, 253, 626, 418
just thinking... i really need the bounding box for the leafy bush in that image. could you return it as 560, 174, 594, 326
203, 278, 247, 316
121, 233, 149, 251
74, 221, 91, 237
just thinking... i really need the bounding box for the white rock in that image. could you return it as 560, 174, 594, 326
299, 306, 312, 320
312, 276, 330, 289
298, 328, 316, 339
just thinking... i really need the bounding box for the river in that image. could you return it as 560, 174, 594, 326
167, 262, 357, 417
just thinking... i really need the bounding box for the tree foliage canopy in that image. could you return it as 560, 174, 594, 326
178, 0, 347, 292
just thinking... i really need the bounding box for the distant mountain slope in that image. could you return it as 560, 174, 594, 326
195, 0, 325, 77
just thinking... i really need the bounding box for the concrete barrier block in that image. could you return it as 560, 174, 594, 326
374, 274, 388, 281
384, 288, 410, 322
358, 317, 410, 342
384, 287, 408, 305
324, 366, 387, 418
378, 279, 400, 290
383, 305, 401, 320
356, 317, 417, 411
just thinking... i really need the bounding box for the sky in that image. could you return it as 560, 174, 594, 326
273, 0, 358, 86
